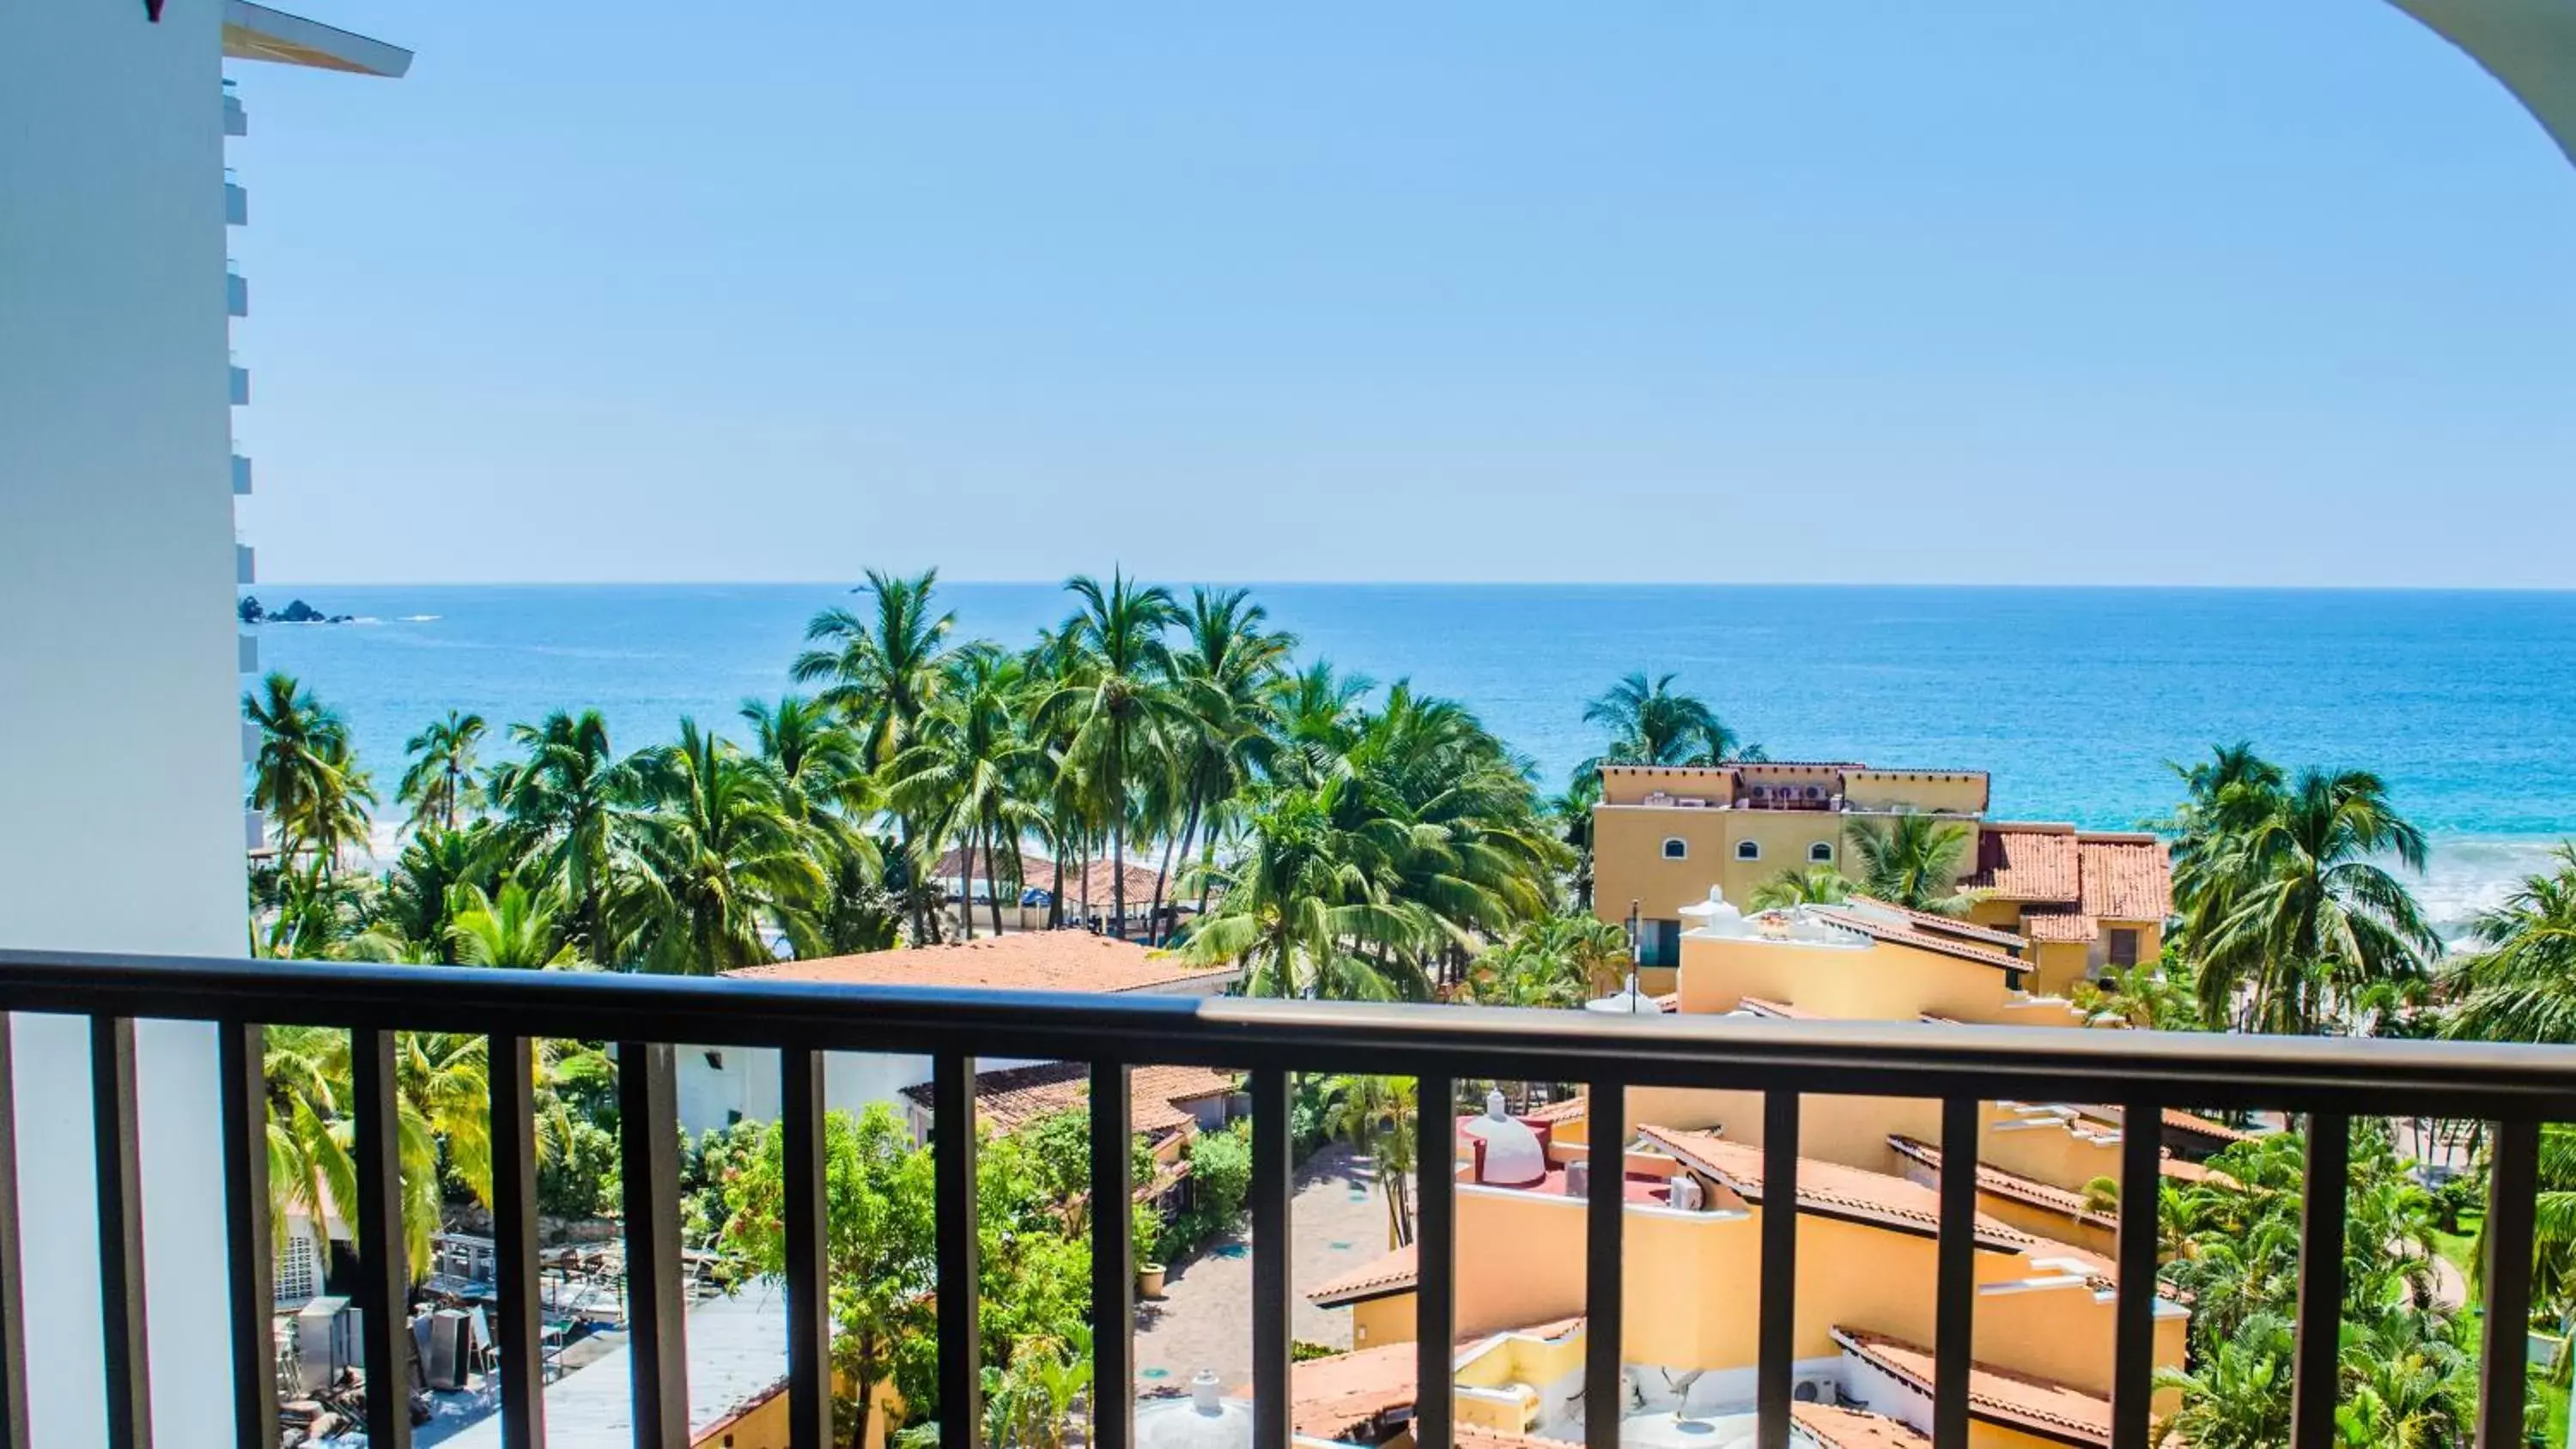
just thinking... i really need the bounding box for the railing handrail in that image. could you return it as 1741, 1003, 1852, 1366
6, 947, 2575, 1116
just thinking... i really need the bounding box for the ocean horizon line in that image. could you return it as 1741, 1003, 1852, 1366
255, 579, 2576, 595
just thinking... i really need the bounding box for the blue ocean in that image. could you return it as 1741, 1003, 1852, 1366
250, 584, 2576, 931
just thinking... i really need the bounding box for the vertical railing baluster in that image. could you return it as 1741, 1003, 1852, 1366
0, 1019, 22, 1449
1583, 1078, 1625, 1449
219, 1022, 277, 1449
351, 1028, 410, 1449
783, 1046, 832, 1449
89, 1016, 155, 1449
1932, 1096, 1978, 1449
1757, 1090, 1799, 1449
935, 1051, 981, 1449
618, 1041, 687, 1449
489, 1035, 544, 1449
1415, 1072, 1456, 1449
2289, 1113, 2349, 1449
2110, 1100, 2162, 1449
1092, 1061, 1136, 1449
2476, 1117, 2540, 1449
1250, 1068, 1291, 1449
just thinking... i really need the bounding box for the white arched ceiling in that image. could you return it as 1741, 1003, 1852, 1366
2391, 0, 2576, 166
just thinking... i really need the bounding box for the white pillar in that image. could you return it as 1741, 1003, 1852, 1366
0, 0, 246, 1442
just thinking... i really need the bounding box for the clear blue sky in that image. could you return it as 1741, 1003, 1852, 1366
231, 2, 2575, 587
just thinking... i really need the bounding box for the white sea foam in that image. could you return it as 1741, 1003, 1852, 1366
2410, 835, 2571, 943
397, 614, 440, 622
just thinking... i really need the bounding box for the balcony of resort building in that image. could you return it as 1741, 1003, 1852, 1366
10, 0, 2576, 1446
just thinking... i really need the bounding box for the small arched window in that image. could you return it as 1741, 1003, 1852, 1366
1661, 838, 1688, 860
1735, 840, 1761, 862
1809, 841, 1835, 864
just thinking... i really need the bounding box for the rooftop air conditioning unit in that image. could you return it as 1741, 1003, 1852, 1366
1794, 1375, 1840, 1407
1565, 1160, 1591, 1199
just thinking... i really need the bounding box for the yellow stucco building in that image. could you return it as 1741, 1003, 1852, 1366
1589, 763, 2171, 1002
1297, 882, 2217, 1449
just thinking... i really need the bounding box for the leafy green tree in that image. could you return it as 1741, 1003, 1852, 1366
1182, 779, 1431, 999
398, 710, 488, 834
352, 822, 502, 963
1846, 814, 1974, 916
1159, 588, 1292, 942
724, 1106, 938, 1444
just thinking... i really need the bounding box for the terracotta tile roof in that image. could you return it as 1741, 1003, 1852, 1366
2073, 1104, 2252, 1146
2019, 906, 2099, 943
1961, 823, 2082, 902
1886, 1137, 2115, 1228
932, 848, 1174, 912
1736, 996, 1819, 1020
1308, 1242, 1417, 1306
1524, 1095, 1591, 1125
1264, 1337, 1414, 1440
1832, 1328, 2111, 1447
1795, 1403, 1931, 1449
1845, 895, 2028, 949
2076, 835, 2173, 922
1640, 1126, 2034, 1252
897, 1061, 1235, 1137
1807, 906, 2025, 972
1247, 1319, 1587, 1440
726, 931, 1234, 993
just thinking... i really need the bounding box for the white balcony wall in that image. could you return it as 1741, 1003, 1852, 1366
236, 543, 255, 584
229, 361, 249, 404
226, 267, 247, 317
240, 631, 258, 673
0, 1, 245, 1443
224, 180, 246, 226
232, 452, 252, 494
223, 93, 247, 136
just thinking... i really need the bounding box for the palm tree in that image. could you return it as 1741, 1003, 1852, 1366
794, 569, 958, 937
2179, 767, 2436, 1034
887, 649, 1041, 941
1548, 770, 1602, 912
1467, 915, 1629, 1006
1846, 815, 1974, 916
1750, 864, 1851, 910
398, 710, 488, 834
491, 710, 641, 961
356, 822, 502, 963
622, 719, 824, 974
1158, 588, 1291, 944
246, 672, 375, 873
1578, 671, 1757, 770
2160, 743, 2287, 919
742, 694, 891, 956
795, 568, 957, 769
1266, 660, 1372, 792
447, 880, 579, 967
2437, 843, 2576, 1043
1034, 572, 1181, 936
1181, 779, 1431, 1000
1319, 1074, 1419, 1249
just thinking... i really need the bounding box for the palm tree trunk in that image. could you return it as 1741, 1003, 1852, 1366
1109, 722, 1127, 937
1148, 815, 1180, 948
957, 828, 976, 941
1048, 843, 1066, 930
986, 820, 1006, 937
1159, 795, 1202, 949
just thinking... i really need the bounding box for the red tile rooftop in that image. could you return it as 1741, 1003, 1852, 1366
1795, 1403, 1931, 1449
2076, 835, 2173, 922
1961, 824, 2082, 902
1886, 1136, 2115, 1228
724, 931, 1233, 993
1642, 1126, 2036, 1252
897, 1061, 1235, 1137
1832, 1328, 2112, 1448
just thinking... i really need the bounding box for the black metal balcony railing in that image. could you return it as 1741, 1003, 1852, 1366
0, 950, 2567, 1449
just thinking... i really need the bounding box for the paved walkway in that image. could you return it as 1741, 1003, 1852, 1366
1133, 1143, 1400, 1390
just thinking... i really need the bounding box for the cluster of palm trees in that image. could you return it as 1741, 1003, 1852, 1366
2164, 744, 2442, 1035
2156, 1126, 2480, 1448
246, 569, 1569, 991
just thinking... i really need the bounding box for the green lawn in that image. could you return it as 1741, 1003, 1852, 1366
2435, 1210, 2486, 1286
